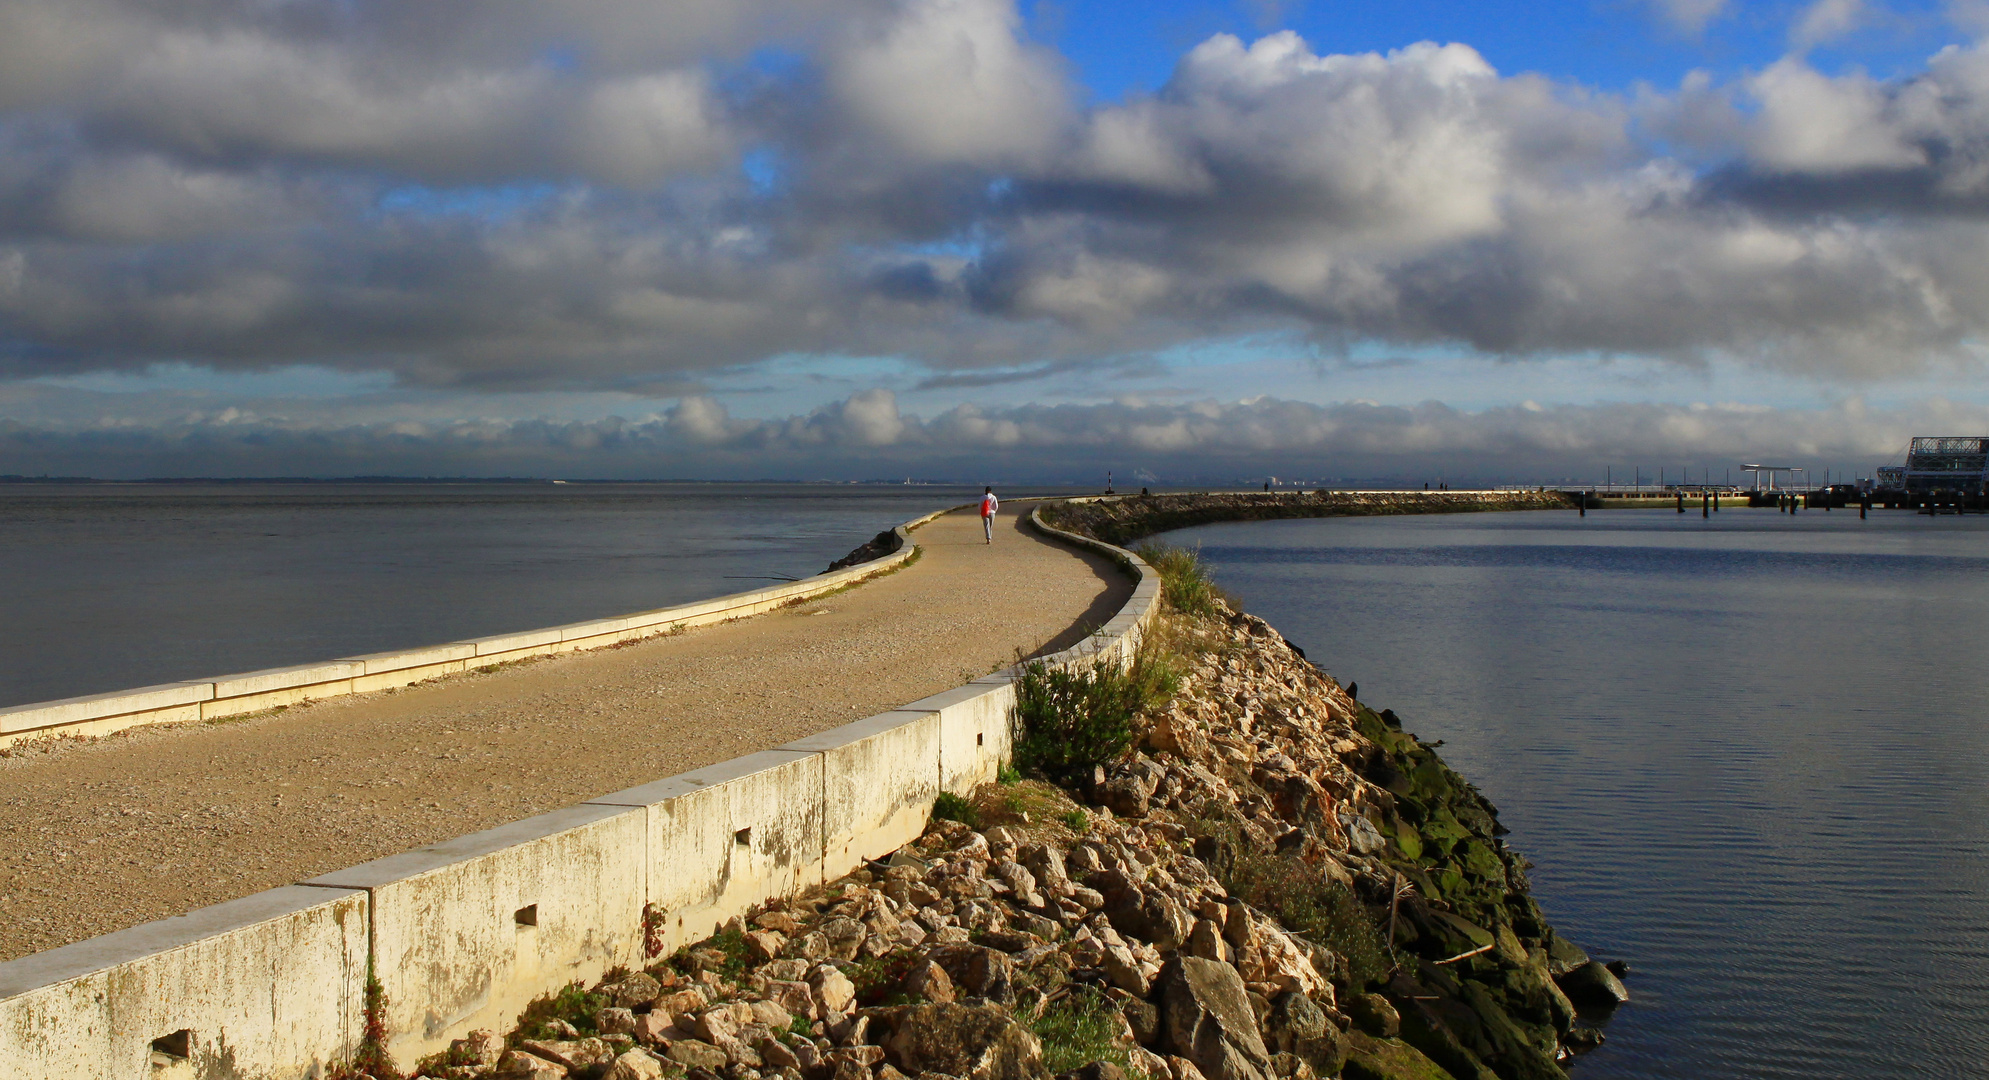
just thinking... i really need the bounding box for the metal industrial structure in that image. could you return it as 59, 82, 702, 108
1871, 436, 1989, 507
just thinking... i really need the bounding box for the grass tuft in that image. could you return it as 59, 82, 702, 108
933, 791, 981, 829
1029, 987, 1138, 1075
1134, 542, 1225, 618
512, 982, 608, 1042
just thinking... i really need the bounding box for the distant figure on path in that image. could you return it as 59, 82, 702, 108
980, 486, 999, 544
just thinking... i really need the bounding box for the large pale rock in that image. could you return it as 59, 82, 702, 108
658, 988, 710, 1019
606, 1049, 669, 1080
521, 1038, 614, 1071
1262, 991, 1346, 1077
1187, 920, 1231, 964
751, 999, 795, 1031
761, 1039, 803, 1071
812, 965, 859, 1014
820, 916, 868, 961
907, 959, 957, 1004
496, 1050, 568, 1078
881, 1002, 1051, 1080
603, 973, 664, 1010
1102, 942, 1150, 995
1253, 923, 1332, 998
665, 1039, 731, 1072
756, 910, 805, 935
452, 1029, 507, 1068
1159, 957, 1275, 1080
767, 979, 819, 1020
923, 944, 1015, 1005
634, 1010, 674, 1047
1129, 1047, 1172, 1080
747, 929, 790, 962
693, 1007, 741, 1042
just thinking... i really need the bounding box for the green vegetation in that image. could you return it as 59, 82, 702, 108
1059, 808, 1090, 833
846, 948, 923, 1007
997, 761, 1023, 785
512, 982, 608, 1041
1010, 644, 1178, 787
1029, 988, 1137, 1075
932, 791, 982, 829
1192, 813, 1390, 990
669, 925, 752, 980
329, 958, 401, 1080
1133, 542, 1224, 618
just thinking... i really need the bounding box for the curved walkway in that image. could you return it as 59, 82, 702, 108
0, 507, 1130, 962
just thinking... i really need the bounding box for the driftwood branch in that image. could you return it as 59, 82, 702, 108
1433, 942, 1495, 965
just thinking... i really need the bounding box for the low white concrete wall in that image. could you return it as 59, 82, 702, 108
0, 508, 949, 748
0, 501, 1160, 1078
0, 885, 368, 1080
303, 804, 649, 1067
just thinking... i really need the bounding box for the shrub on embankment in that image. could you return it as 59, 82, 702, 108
1044, 491, 1577, 547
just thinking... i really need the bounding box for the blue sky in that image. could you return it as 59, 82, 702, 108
1040, 0, 1960, 96
4, 0, 1989, 481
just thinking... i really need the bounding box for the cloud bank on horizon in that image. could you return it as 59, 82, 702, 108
3, 0, 1988, 478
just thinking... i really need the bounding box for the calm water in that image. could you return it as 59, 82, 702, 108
1164, 508, 1989, 1080
0, 482, 1017, 708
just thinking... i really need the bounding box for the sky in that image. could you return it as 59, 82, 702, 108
4, 0, 1989, 483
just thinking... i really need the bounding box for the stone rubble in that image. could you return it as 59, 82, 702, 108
397, 597, 1617, 1080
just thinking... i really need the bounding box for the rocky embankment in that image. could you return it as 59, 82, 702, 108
388, 596, 1622, 1080
1041, 492, 1574, 548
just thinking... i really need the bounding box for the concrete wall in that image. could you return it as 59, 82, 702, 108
303, 804, 649, 1067
0, 510, 948, 749
0, 502, 1159, 1078
0, 886, 368, 1080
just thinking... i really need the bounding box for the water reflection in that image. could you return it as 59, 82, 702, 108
1165, 509, 1989, 1080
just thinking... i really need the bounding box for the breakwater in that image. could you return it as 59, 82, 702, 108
0, 506, 1160, 1079
387, 539, 1610, 1080
1042, 492, 1575, 547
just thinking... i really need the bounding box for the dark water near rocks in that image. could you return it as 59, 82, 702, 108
0, 482, 1019, 709
1163, 508, 1989, 1080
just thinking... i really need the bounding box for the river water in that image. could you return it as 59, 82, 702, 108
1164, 507, 1989, 1080
0, 482, 1016, 709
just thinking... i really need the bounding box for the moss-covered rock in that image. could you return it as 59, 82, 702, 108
1342, 1032, 1462, 1080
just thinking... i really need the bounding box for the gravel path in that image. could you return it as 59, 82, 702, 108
0, 507, 1130, 962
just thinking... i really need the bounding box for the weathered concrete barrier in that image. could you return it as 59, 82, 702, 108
0, 509, 949, 749
0, 502, 1159, 1079
0, 886, 369, 1080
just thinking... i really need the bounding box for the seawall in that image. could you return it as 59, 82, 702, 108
0, 504, 1159, 1079
1043, 490, 1576, 546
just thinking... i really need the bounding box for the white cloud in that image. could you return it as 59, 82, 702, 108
1744, 58, 1926, 172
9, 2, 1989, 423
825, 0, 1069, 168
574, 72, 732, 186
1792, 0, 1866, 49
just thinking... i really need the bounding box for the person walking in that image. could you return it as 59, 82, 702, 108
980, 486, 999, 544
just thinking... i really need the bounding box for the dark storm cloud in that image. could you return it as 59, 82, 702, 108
6, 0, 1989, 398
